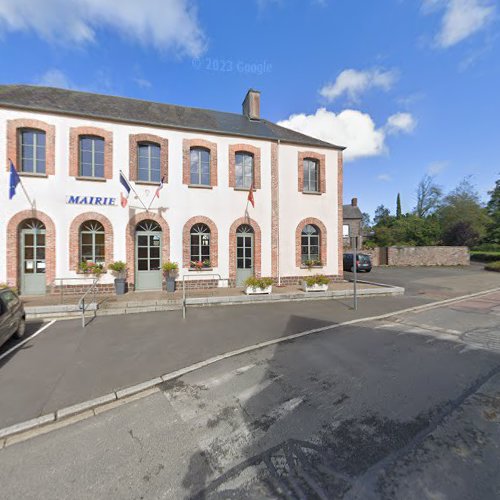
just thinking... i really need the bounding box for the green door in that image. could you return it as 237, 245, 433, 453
20, 219, 47, 295
236, 224, 254, 287
135, 220, 162, 291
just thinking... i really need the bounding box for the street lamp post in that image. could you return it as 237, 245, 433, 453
351, 235, 358, 311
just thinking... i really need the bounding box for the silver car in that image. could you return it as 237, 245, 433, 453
0, 288, 26, 348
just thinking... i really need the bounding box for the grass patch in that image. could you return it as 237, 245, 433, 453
485, 261, 500, 272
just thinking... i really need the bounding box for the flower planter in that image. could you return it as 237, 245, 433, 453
114, 278, 127, 295
245, 285, 272, 295
302, 282, 329, 292
166, 276, 176, 293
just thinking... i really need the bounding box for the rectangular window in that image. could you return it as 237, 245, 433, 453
79, 136, 105, 178
303, 159, 319, 192
343, 224, 350, 237
20, 129, 46, 174
190, 148, 210, 186
235, 152, 254, 189
138, 143, 161, 183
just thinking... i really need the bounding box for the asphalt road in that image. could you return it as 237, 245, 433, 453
0, 289, 499, 499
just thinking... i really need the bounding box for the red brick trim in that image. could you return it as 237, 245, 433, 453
298, 151, 326, 193
6, 119, 55, 175
295, 217, 327, 268
182, 216, 218, 268
125, 212, 170, 286
68, 213, 114, 272
229, 216, 262, 281
128, 133, 168, 183
6, 210, 56, 291
271, 142, 279, 278
228, 144, 261, 189
182, 139, 217, 186
69, 126, 113, 179
337, 152, 344, 278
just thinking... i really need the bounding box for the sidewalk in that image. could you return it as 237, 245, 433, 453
23, 281, 403, 319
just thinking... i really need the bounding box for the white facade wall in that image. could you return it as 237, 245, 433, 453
0, 107, 341, 290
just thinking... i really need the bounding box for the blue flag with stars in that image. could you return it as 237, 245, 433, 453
9, 160, 20, 200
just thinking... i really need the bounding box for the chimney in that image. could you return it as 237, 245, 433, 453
242, 89, 260, 120
351, 197, 358, 207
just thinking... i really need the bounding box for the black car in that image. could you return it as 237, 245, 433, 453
343, 253, 372, 273
0, 288, 26, 348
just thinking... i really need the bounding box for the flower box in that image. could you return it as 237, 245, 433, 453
245, 285, 272, 295
302, 281, 329, 292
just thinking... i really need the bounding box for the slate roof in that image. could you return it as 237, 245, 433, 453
0, 85, 344, 150
343, 204, 363, 219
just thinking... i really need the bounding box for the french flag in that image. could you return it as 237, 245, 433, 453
120, 171, 132, 207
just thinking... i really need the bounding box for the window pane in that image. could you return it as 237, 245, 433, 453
95, 151, 104, 166
24, 247, 34, 259
150, 247, 160, 258
36, 159, 46, 174
93, 138, 104, 153
138, 259, 148, 271
138, 168, 149, 182
94, 164, 104, 178
36, 132, 46, 146
21, 158, 34, 173
24, 234, 34, 246
80, 137, 93, 150
36, 247, 45, 260
150, 259, 160, 271
137, 235, 148, 246
201, 173, 210, 186
150, 144, 160, 159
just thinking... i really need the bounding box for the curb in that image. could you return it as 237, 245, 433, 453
2, 286, 499, 448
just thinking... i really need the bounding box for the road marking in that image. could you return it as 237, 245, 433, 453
0, 320, 56, 362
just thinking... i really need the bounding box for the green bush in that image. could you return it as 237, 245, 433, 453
473, 243, 500, 252
108, 261, 127, 274
470, 252, 500, 263
304, 275, 330, 287
485, 261, 500, 272
244, 276, 273, 289
162, 261, 179, 274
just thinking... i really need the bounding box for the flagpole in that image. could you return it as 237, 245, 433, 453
9, 158, 34, 208
120, 170, 149, 212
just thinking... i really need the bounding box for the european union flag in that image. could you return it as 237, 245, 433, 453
9, 160, 20, 200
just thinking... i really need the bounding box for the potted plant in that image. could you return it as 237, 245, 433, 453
108, 261, 128, 295
304, 259, 323, 270
302, 274, 330, 292
162, 261, 179, 292
80, 261, 105, 278
244, 276, 274, 295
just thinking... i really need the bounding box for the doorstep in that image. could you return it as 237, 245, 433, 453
23, 282, 404, 320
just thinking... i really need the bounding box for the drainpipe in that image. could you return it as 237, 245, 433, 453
277, 140, 281, 287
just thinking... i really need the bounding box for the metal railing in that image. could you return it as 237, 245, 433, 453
182, 273, 224, 319
53, 277, 100, 304
78, 277, 99, 327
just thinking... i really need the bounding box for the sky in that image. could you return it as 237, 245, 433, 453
0, 0, 498, 217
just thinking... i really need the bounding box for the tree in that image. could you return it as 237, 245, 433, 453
414, 175, 442, 217
373, 205, 391, 226
486, 177, 500, 243
438, 177, 491, 247
396, 193, 402, 219
362, 212, 372, 229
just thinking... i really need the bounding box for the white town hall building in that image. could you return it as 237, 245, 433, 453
0, 85, 345, 295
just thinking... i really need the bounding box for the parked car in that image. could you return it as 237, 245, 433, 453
0, 288, 26, 348
343, 253, 372, 273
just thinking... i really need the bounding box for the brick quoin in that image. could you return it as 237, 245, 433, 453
228, 143, 261, 189
182, 138, 218, 186
295, 217, 327, 268
68, 212, 114, 272
129, 133, 168, 183
182, 216, 218, 268
6, 118, 55, 175
126, 211, 170, 287
337, 151, 344, 278
298, 151, 326, 193
69, 126, 113, 179
229, 216, 262, 281
6, 210, 56, 292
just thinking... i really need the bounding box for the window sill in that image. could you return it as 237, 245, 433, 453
302, 191, 322, 195
18, 172, 48, 178
233, 187, 258, 192
188, 184, 213, 189
188, 267, 213, 272
134, 180, 161, 186
300, 265, 324, 269
76, 176, 107, 182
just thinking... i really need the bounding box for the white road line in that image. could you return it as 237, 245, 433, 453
0, 320, 56, 362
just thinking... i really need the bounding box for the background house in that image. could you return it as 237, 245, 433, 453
343, 198, 363, 248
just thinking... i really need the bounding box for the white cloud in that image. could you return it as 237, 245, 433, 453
427, 160, 448, 175
36, 69, 74, 89
133, 77, 152, 89
0, 0, 206, 57
319, 68, 398, 103
278, 108, 416, 162
423, 0, 496, 48
385, 112, 417, 135
377, 174, 392, 182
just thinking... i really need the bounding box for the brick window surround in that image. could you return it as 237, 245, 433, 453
228, 144, 261, 189
69, 213, 114, 273
229, 216, 262, 281
182, 139, 218, 187
6, 119, 55, 176
183, 216, 218, 268
129, 134, 168, 183
298, 151, 326, 194
295, 217, 327, 268
126, 212, 170, 286
6, 210, 56, 290
69, 126, 113, 179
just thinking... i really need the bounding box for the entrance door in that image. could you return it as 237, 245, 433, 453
135, 220, 162, 291
20, 219, 46, 295
236, 224, 254, 286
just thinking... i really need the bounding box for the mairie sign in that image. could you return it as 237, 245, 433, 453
66, 195, 117, 206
